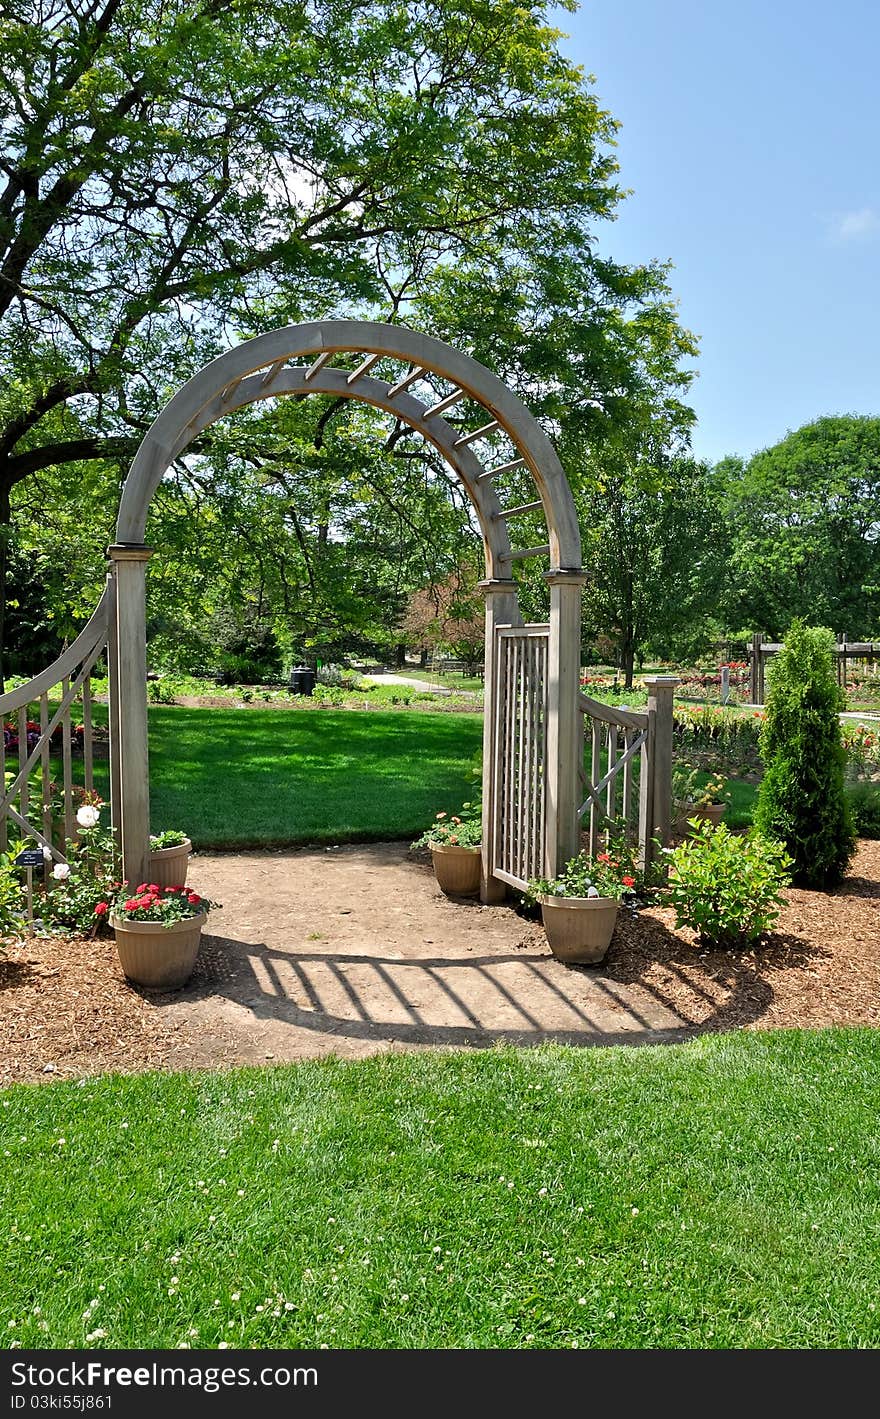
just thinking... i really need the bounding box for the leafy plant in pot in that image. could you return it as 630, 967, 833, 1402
412, 808, 482, 897
526, 843, 641, 964
108, 883, 218, 989
673, 766, 730, 832
149, 828, 192, 888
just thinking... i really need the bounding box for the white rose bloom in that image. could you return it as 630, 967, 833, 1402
52, 863, 71, 881
75, 805, 100, 829
42, 845, 53, 861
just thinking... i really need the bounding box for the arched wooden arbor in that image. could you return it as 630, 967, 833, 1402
109, 320, 586, 900
0, 321, 676, 905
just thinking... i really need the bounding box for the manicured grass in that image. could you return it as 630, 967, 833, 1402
147, 706, 483, 848
3, 1030, 880, 1349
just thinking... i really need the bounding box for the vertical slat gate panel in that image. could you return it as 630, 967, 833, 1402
622, 729, 635, 836
523, 639, 534, 883
40, 693, 52, 862
606, 724, 618, 825
490, 625, 551, 890
18, 706, 28, 832
82, 674, 94, 794
62, 677, 74, 846
515, 636, 526, 884
589, 720, 601, 857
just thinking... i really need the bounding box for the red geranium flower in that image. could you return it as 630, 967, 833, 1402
94, 902, 108, 916
622, 876, 635, 888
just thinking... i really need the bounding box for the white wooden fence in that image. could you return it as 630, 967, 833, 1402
0, 587, 110, 863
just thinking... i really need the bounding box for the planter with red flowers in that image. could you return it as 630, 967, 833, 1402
109, 883, 218, 989
525, 845, 642, 965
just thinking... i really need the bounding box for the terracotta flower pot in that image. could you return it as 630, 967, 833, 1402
148, 837, 192, 888
430, 843, 482, 897
111, 910, 206, 988
539, 894, 618, 964
678, 801, 725, 832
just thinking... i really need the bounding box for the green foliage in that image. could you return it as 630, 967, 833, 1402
716, 417, 880, 638
0, 839, 28, 942
411, 806, 481, 850
43, 806, 121, 935
665, 822, 792, 948
754, 622, 856, 888
846, 783, 880, 839
526, 826, 643, 905
149, 830, 188, 851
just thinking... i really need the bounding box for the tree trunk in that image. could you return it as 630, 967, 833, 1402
419, 648, 428, 667
394, 643, 406, 667
621, 640, 635, 690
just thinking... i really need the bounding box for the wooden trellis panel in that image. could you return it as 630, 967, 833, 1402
577, 695, 650, 858
491, 625, 549, 890
0, 590, 110, 863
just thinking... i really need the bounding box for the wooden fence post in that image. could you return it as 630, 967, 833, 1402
750, 632, 763, 705
643, 676, 679, 870
107, 543, 153, 891
544, 570, 587, 880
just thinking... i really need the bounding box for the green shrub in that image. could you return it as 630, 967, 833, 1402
846, 783, 880, 839
753, 622, 855, 888
665, 821, 792, 948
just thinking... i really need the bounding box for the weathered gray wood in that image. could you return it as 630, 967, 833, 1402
544, 571, 587, 877
496, 501, 543, 520
423, 388, 464, 418
40, 693, 51, 860
346, 353, 382, 384
454, 419, 500, 446
17, 707, 27, 835
304, 350, 334, 380
578, 693, 648, 730
479, 582, 520, 903
506, 544, 551, 562
386, 364, 425, 396
82, 675, 94, 793
109, 545, 153, 889
106, 569, 121, 844
479, 456, 526, 481
0, 590, 109, 712
61, 677, 73, 845
644, 676, 679, 866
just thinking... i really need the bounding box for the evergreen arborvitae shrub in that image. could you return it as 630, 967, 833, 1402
754, 621, 855, 888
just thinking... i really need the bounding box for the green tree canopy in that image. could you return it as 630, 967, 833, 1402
716, 415, 880, 640
1, 0, 698, 679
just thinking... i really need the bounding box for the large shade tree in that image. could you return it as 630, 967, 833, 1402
715, 415, 880, 640
1, 0, 698, 680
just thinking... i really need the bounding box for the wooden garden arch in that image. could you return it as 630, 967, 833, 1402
108, 320, 585, 899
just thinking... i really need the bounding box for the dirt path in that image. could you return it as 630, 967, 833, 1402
2, 840, 878, 1083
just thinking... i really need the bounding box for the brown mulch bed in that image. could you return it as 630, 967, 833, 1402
601, 838, 880, 1035
1, 840, 877, 1085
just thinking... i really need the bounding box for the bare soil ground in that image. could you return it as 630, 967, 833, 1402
2, 840, 878, 1085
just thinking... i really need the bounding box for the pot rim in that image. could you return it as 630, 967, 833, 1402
148, 837, 192, 855
538, 894, 618, 910
110, 910, 207, 933
430, 842, 482, 854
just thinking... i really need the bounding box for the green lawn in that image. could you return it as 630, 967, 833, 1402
146, 706, 483, 848
3, 1030, 880, 1349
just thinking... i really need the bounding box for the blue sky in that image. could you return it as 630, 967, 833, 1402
554, 0, 880, 463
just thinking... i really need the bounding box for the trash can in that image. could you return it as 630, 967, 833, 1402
288, 664, 316, 696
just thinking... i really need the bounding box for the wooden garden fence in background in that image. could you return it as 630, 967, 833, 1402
749, 633, 879, 706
